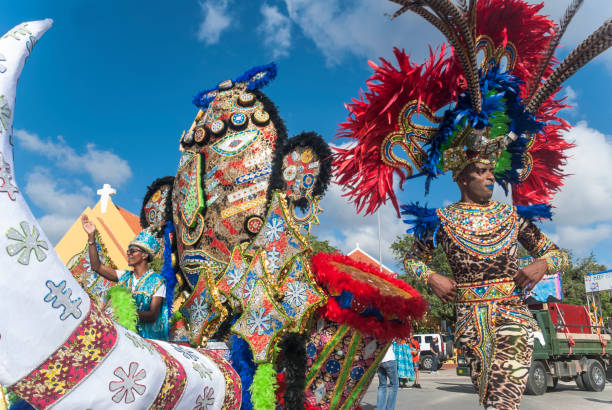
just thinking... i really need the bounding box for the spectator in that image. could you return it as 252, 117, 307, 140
393, 338, 415, 388
430, 336, 440, 374
377, 344, 398, 409
409, 337, 421, 388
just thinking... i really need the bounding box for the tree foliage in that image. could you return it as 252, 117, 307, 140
391, 234, 611, 332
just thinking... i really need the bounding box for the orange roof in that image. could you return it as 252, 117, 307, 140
117, 205, 142, 235
347, 247, 396, 277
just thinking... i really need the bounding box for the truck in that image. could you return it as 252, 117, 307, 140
413, 332, 454, 371
456, 302, 612, 395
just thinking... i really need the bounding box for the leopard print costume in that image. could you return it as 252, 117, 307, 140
404, 201, 568, 409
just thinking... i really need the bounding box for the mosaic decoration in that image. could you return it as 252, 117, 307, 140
216, 246, 248, 298
247, 192, 307, 280
212, 129, 260, 157
456, 277, 522, 304
44, 280, 83, 321
180, 249, 226, 289
245, 215, 264, 235
67, 234, 117, 306
109, 362, 147, 404
230, 251, 268, 308
290, 193, 323, 233
182, 213, 205, 246
231, 280, 290, 363
281, 146, 321, 200
178, 154, 205, 229
10, 301, 117, 408
149, 341, 188, 409
0, 151, 18, 200
437, 202, 518, 259
279, 255, 326, 332
5, 220, 48, 265
304, 318, 389, 410
181, 262, 228, 345
143, 185, 171, 227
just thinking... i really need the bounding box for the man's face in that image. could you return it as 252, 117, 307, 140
126, 246, 148, 267
458, 162, 495, 203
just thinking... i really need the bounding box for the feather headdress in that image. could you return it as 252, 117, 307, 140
334, 0, 611, 216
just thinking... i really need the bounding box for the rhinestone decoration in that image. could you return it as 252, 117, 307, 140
252, 109, 270, 126
230, 112, 248, 128
194, 127, 207, 143
209, 119, 226, 136
238, 93, 255, 106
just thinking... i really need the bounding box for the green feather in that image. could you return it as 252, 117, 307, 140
107, 286, 138, 332
250, 363, 278, 410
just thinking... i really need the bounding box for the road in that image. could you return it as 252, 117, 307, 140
360, 368, 612, 409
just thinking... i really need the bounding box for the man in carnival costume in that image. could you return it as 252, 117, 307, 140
333, 1, 611, 409
82, 215, 169, 339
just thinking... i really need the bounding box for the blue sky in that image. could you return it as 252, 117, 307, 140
3, 0, 612, 271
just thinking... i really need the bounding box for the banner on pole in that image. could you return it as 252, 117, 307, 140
584, 270, 612, 293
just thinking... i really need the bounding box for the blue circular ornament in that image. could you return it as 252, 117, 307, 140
350, 366, 365, 381
325, 359, 341, 375
306, 343, 317, 358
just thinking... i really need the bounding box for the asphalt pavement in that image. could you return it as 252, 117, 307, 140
360, 368, 612, 409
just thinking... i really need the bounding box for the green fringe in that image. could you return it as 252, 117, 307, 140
250, 363, 278, 410
169, 311, 186, 327
107, 286, 138, 332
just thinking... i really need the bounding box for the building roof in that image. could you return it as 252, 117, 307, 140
346, 244, 396, 277
55, 197, 142, 270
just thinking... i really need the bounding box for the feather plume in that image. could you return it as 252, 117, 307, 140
528, 19, 612, 113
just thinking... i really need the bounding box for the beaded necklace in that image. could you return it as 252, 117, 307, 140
437, 201, 517, 259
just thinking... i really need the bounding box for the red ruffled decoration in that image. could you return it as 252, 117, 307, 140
333, 46, 464, 216
311, 252, 427, 341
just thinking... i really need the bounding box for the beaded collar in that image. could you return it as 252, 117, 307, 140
437, 201, 517, 259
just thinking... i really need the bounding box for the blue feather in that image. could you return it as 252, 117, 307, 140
235, 62, 277, 91
400, 202, 440, 246
230, 335, 255, 410
161, 220, 177, 312
516, 203, 553, 221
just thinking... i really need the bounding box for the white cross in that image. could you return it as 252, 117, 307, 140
97, 183, 116, 214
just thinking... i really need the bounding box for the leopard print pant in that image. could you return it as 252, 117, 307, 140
459, 316, 534, 410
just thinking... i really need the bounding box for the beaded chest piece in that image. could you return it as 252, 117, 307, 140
437, 201, 517, 259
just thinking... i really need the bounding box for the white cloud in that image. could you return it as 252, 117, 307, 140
551, 122, 612, 226
197, 0, 232, 45
562, 85, 579, 111
24, 168, 94, 244
259, 4, 292, 58
14, 129, 132, 187
284, 0, 443, 66
313, 182, 406, 269
526, 0, 612, 67
548, 224, 612, 256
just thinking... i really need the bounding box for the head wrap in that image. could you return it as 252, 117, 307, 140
129, 227, 161, 257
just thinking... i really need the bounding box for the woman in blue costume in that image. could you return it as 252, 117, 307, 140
82, 215, 169, 340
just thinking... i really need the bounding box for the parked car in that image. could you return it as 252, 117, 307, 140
413, 333, 454, 371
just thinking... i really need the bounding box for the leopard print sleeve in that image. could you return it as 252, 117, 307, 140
517, 216, 568, 274
403, 230, 437, 284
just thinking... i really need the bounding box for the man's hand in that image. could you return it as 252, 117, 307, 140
81, 214, 96, 236
427, 272, 457, 303
514, 259, 548, 291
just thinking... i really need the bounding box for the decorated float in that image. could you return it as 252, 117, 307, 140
0, 19, 426, 410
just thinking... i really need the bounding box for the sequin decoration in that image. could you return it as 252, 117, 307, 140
210, 119, 226, 136
230, 112, 248, 129
252, 109, 270, 126
194, 127, 207, 143
231, 279, 290, 363
144, 185, 170, 227
282, 146, 321, 201
290, 193, 323, 233
180, 268, 227, 346
230, 251, 267, 307
182, 213, 205, 246
211, 129, 260, 157
238, 93, 255, 107
246, 215, 264, 234
304, 318, 388, 409
10, 301, 117, 408
247, 192, 307, 280
279, 255, 326, 332
437, 201, 517, 259
178, 154, 205, 228
216, 246, 248, 298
